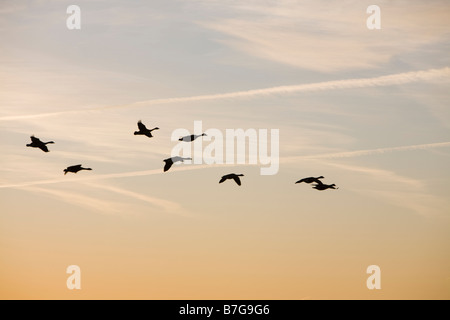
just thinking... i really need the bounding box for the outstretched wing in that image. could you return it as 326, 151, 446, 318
219, 177, 227, 184
172, 157, 184, 163
31, 136, 41, 143
138, 121, 148, 131
68, 165, 82, 170
233, 176, 242, 186
39, 144, 49, 152
163, 160, 173, 172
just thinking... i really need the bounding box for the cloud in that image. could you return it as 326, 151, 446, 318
359, 189, 449, 218
1, 140, 449, 191
322, 161, 424, 188
0, 165, 217, 190
129, 67, 449, 104
196, 0, 450, 72
20, 181, 193, 218
55, 151, 126, 164
1, 67, 448, 121
86, 183, 193, 218
0, 168, 164, 189
314, 160, 448, 217
283, 141, 450, 161
0, 111, 83, 122
22, 185, 126, 216
0, 2, 26, 15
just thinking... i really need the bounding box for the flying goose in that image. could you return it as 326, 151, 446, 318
163, 157, 192, 172
219, 174, 245, 186
312, 181, 338, 191
26, 136, 55, 152
179, 133, 207, 142
64, 165, 92, 175
134, 121, 159, 138
295, 176, 324, 184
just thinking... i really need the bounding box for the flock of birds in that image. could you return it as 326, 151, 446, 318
295, 176, 338, 191
26, 120, 338, 191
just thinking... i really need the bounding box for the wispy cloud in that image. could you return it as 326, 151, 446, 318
1, 141, 449, 191
323, 161, 424, 188
358, 189, 449, 218
0, 169, 163, 189
283, 141, 450, 161
22, 185, 126, 216
0, 111, 85, 122
197, 0, 450, 71
128, 67, 450, 104
0, 165, 214, 189
54, 151, 126, 164
314, 160, 448, 217
1, 67, 448, 121
21, 181, 193, 218
86, 183, 193, 218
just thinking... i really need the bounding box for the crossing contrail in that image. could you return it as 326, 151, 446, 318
128, 67, 450, 105
0, 165, 212, 189
1, 67, 448, 121
283, 142, 450, 162
1, 141, 449, 189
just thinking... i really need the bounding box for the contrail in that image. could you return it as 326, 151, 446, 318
127, 67, 450, 106
283, 141, 450, 162
1, 142, 449, 189
0, 165, 213, 189
1, 67, 448, 121
0, 110, 84, 121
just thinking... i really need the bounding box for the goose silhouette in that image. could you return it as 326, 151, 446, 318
179, 133, 207, 142
312, 181, 338, 191
295, 176, 324, 184
64, 165, 92, 175
219, 174, 244, 186
163, 157, 192, 172
26, 136, 55, 152
134, 121, 159, 138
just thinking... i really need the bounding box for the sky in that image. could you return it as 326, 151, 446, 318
0, 0, 449, 300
